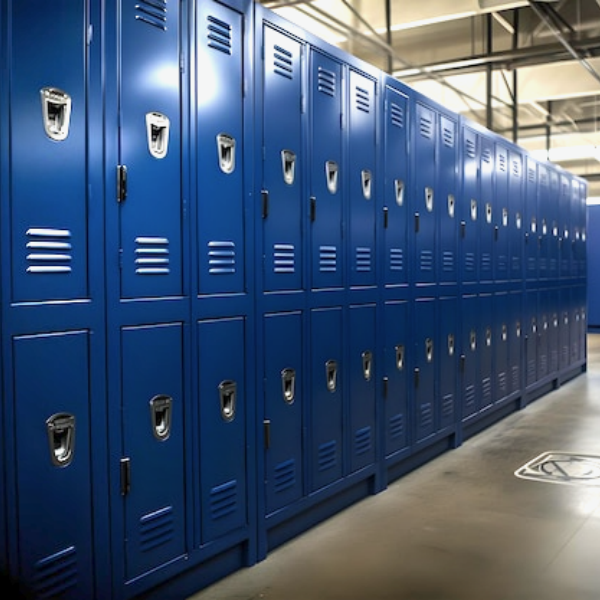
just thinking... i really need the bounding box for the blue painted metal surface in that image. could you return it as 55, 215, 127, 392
438, 296, 458, 432
588, 205, 600, 327
461, 127, 479, 287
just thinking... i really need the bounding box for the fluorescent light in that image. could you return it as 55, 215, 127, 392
587, 196, 600, 205
393, 68, 422, 78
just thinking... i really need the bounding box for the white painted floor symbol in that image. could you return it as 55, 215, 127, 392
515, 452, 600, 486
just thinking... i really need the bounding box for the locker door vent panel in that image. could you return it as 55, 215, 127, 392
442, 395, 454, 420
442, 252, 454, 272
419, 404, 433, 429
208, 241, 236, 275
209, 480, 239, 521
355, 86, 371, 114
481, 254, 492, 273
465, 137, 476, 158
420, 250, 433, 272
26, 228, 73, 274
207, 15, 232, 55
273, 459, 297, 494
498, 154, 507, 171
512, 159, 521, 177
419, 113, 433, 139
528, 167, 536, 183
354, 427, 372, 456
33, 545, 78, 599
388, 413, 405, 439
512, 365, 520, 390
273, 244, 295, 274
465, 385, 476, 409
135, 237, 170, 275
465, 253, 476, 272
497, 372, 507, 396
482, 148, 492, 163
139, 506, 175, 552
355, 247, 372, 272
390, 102, 404, 128
390, 248, 404, 271
135, 0, 167, 31
317, 441, 337, 472
442, 122, 455, 147
319, 246, 337, 272
273, 45, 294, 79
317, 67, 336, 97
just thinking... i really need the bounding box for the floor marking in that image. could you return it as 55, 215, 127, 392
515, 452, 600, 486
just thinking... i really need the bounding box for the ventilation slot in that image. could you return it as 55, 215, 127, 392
273, 244, 295, 273
420, 250, 433, 272
135, 237, 170, 275
419, 113, 433, 139
465, 253, 476, 272
273, 45, 293, 79
33, 546, 78, 599
442, 394, 454, 420
465, 384, 476, 409
319, 246, 337, 273
442, 124, 455, 148
274, 459, 296, 493
512, 159, 521, 177
26, 228, 72, 274
389, 413, 404, 440
356, 247, 372, 272
528, 167, 535, 183
354, 427, 372, 456
390, 102, 404, 128
355, 86, 371, 113
209, 480, 238, 521
443, 252, 454, 272
498, 153, 507, 172
390, 248, 403, 271
419, 404, 433, 429
208, 241, 236, 275
497, 371, 507, 395
318, 67, 336, 97
140, 506, 175, 552
465, 137, 476, 158
482, 148, 492, 163
318, 441, 337, 472
207, 15, 232, 54
135, 0, 167, 31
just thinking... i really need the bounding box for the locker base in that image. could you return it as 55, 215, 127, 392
462, 397, 522, 443
559, 361, 587, 386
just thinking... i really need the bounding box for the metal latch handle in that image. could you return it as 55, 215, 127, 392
46, 413, 76, 467
219, 380, 237, 422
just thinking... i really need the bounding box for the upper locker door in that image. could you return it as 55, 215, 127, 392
414, 102, 437, 286
383, 85, 409, 287
119, 0, 183, 300
538, 164, 550, 282
196, 1, 245, 295
479, 137, 494, 284
262, 25, 304, 293
461, 127, 479, 287
348, 69, 377, 288
525, 158, 539, 284
559, 174, 572, 279
494, 144, 509, 283
309, 51, 343, 290
509, 151, 524, 282
548, 169, 560, 280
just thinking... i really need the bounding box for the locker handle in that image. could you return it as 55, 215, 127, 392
415, 212, 420, 233
146, 112, 170, 159
395, 344, 405, 371
46, 413, 76, 467
414, 367, 420, 388
362, 350, 373, 382
395, 179, 405, 206
448, 334, 455, 356
149, 394, 173, 441
382, 376, 389, 399
425, 338, 433, 363
281, 368, 296, 404
281, 150, 296, 185
219, 380, 237, 422
117, 165, 128, 203
310, 196, 317, 222
217, 133, 236, 174
326, 160, 339, 194
120, 457, 131, 496
494, 225, 499, 241
361, 170, 372, 200
460, 221, 466, 239
261, 189, 269, 219
447, 194, 455, 218
263, 419, 271, 449
383, 207, 389, 229
326, 359, 338, 393
425, 187, 434, 212
460, 354, 466, 373
40, 87, 72, 141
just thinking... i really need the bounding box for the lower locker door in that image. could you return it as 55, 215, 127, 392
461, 295, 478, 422
438, 297, 457, 431
538, 292, 550, 379
198, 318, 247, 544
263, 312, 303, 514
525, 291, 538, 386
508, 292, 523, 395
494, 293, 509, 403
14, 331, 94, 600
414, 299, 435, 443
121, 324, 186, 581
479, 294, 493, 412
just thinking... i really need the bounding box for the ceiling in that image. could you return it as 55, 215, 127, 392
258, 0, 600, 198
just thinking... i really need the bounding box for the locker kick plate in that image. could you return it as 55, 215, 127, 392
515, 452, 600, 487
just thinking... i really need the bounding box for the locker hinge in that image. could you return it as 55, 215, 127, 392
117, 165, 128, 203
120, 457, 131, 496
263, 419, 271, 449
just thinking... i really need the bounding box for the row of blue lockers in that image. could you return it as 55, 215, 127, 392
0, 1, 587, 599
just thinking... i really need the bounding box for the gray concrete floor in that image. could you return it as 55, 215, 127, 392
189, 334, 600, 600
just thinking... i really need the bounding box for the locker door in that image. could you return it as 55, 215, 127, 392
570, 290, 580, 364
538, 290, 550, 380
479, 137, 494, 283
348, 69, 377, 287
196, 2, 245, 295
198, 318, 247, 543
119, 0, 183, 299
548, 170, 560, 280
579, 181, 588, 281
438, 115, 458, 285
548, 289, 560, 374
559, 175, 571, 279
525, 291, 538, 387
262, 25, 303, 292
414, 102, 437, 285
479, 293, 493, 412
461, 128, 479, 285
461, 295, 479, 422
13, 332, 94, 599
559, 287, 571, 370
494, 145, 509, 281
121, 324, 185, 580
263, 312, 303, 514
383, 301, 409, 457
577, 285, 587, 360
310, 307, 343, 491
525, 158, 538, 283
383, 85, 409, 287
310, 51, 344, 290
494, 292, 509, 403
538, 165, 550, 282
348, 304, 377, 472
509, 151, 524, 281
414, 298, 436, 443
508, 291, 523, 395
438, 297, 457, 431
571, 180, 582, 280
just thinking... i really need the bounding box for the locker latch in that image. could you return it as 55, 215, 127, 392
425, 338, 433, 363
326, 160, 339, 194
516, 320, 522, 338
395, 345, 405, 370
470, 199, 477, 221
447, 194, 455, 218
485, 327, 492, 347
281, 368, 296, 404
361, 170, 372, 200
263, 420, 271, 449
470, 330, 477, 351
46, 413, 76, 467
261, 190, 269, 219
415, 212, 420, 233
40, 87, 72, 141
362, 350, 373, 381
425, 187, 434, 212
382, 376, 389, 399
149, 394, 173, 441
217, 133, 236, 174
120, 457, 131, 496
145, 112, 170, 159
326, 360, 338, 393
219, 380, 237, 422
447, 334, 455, 356
395, 180, 405, 206
117, 165, 128, 203
502, 324, 508, 342
310, 197, 317, 222
281, 150, 296, 185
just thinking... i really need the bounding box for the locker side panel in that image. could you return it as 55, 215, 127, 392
310, 307, 343, 492
348, 304, 377, 472
263, 312, 304, 514
588, 206, 600, 327
13, 331, 94, 599
438, 297, 457, 431
198, 318, 247, 543
461, 295, 479, 422
479, 137, 494, 284
461, 128, 479, 286
309, 51, 344, 290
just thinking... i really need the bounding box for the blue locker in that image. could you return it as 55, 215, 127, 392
548, 169, 561, 280
438, 115, 459, 285
348, 304, 377, 472
119, 0, 183, 299
309, 50, 344, 290
559, 174, 572, 279
548, 289, 560, 374
383, 301, 409, 457
196, 1, 246, 295
121, 324, 186, 581
494, 143, 510, 282
461, 127, 479, 286
537, 291, 550, 380
579, 180, 588, 281
413, 298, 436, 443
310, 307, 343, 491
438, 296, 457, 431
348, 69, 377, 288
461, 294, 479, 422
509, 150, 524, 281
263, 312, 304, 514
577, 285, 587, 360
414, 102, 437, 286
570, 289, 582, 365
508, 291, 523, 395
198, 318, 247, 543
479, 293, 493, 411
261, 25, 304, 292
493, 291, 509, 403
525, 157, 538, 283
588, 205, 600, 327
560, 287, 571, 371
525, 290, 538, 387
383, 84, 409, 287
479, 136, 494, 284
570, 180, 580, 280
13, 332, 94, 599
538, 164, 550, 281
0, 1, 5, 573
